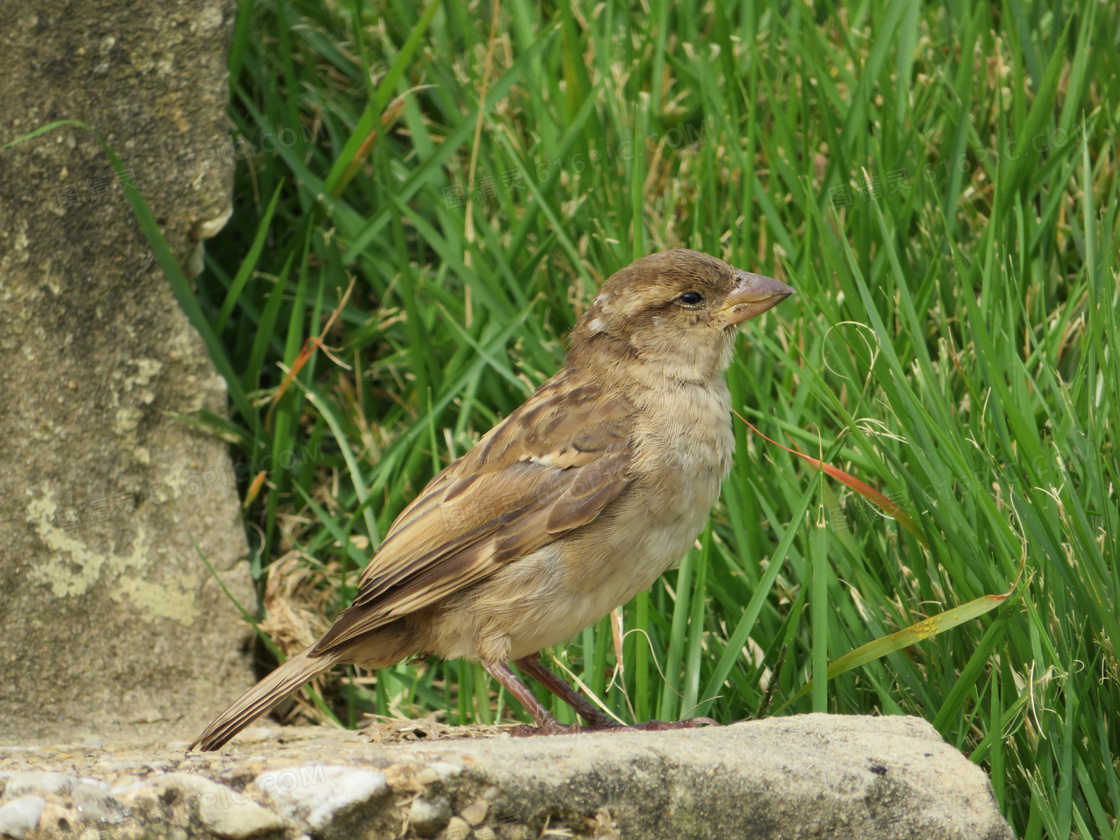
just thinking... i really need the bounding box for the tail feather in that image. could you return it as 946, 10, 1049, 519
190, 647, 335, 751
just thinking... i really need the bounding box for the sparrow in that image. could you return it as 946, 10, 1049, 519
191, 249, 794, 750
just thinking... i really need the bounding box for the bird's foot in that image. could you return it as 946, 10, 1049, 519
621, 716, 720, 732
508, 721, 584, 737
508, 716, 719, 737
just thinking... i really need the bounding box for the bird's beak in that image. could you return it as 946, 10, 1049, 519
716, 271, 796, 326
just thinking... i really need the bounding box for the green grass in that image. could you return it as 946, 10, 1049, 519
186, 1, 1120, 837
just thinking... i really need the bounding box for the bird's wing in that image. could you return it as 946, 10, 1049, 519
311, 368, 634, 655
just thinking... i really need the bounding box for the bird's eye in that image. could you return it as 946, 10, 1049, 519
677, 291, 704, 306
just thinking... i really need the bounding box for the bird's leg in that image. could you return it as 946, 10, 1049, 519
624, 717, 720, 732
485, 659, 719, 736
513, 654, 720, 732
513, 654, 619, 729
483, 660, 571, 734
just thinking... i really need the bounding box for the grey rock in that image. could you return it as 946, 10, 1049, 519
0, 796, 45, 839
0, 716, 1014, 840
377, 714, 1014, 840
0, 0, 255, 745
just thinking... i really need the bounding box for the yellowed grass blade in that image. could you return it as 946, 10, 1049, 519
781, 593, 1009, 710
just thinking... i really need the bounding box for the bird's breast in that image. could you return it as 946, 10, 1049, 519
418, 376, 737, 663
493, 378, 736, 656
570, 375, 736, 591
632, 376, 735, 497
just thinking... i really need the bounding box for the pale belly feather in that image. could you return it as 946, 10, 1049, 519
423, 376, 735, 663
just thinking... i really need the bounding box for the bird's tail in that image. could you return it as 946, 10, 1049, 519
190, 646, 337, 751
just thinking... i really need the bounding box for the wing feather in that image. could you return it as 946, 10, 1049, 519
311, 369, 634, 655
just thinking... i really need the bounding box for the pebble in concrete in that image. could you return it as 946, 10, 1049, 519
119, 773, 284, 839
0, 796, 45, 840
409, 794, 452, 837
254, 764, 388, 832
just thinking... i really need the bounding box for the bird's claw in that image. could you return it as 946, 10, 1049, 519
625, 716, 719, 731
509, 717, 719, 737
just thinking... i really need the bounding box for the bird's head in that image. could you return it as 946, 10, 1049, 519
568, 249, 795, 383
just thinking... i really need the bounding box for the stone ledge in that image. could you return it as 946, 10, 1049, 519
0, 714, 1013, 840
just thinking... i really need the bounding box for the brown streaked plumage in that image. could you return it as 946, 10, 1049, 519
191, 249, 794, 751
